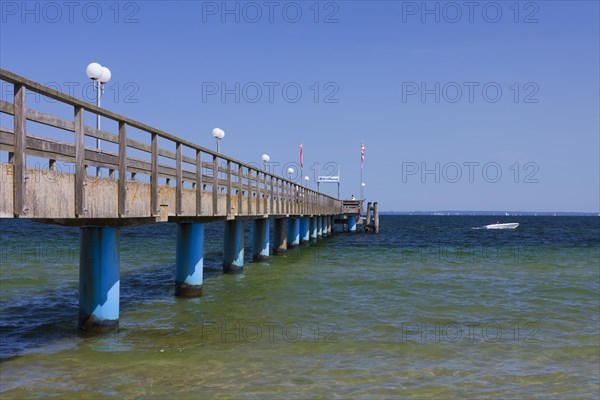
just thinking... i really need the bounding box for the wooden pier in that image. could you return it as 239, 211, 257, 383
333, 199, 379, 233
0, 69, 374, 331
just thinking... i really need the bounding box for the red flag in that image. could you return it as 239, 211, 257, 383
361, 142, 365, 166
299, 144, 304, 168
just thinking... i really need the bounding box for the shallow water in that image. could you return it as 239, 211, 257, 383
1, 216, 599, 398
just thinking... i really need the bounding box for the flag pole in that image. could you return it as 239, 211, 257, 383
360, 141, 365, 200
338, 163, 341, 200
300, 141, 303, 183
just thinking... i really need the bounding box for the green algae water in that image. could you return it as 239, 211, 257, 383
1, 216, 598, 399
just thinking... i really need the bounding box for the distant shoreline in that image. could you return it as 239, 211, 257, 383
380, 211, 599, 217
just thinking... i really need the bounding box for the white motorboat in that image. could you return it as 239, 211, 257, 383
484, 222, 519, 230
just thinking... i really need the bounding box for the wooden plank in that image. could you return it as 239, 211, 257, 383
85, 126, 118, 144
283, 181, 287, 214
176, 142, 182, 215
270, 176, 274, 214
27, 135, 76, 158
0, 99, 14, 115
27, 108, 75, 132
264, 175, 268, 214
287, 183, 291, 214
196, 149, 202, 215
289, 183, 293, 214
13, 84, 26, 216
237, 164, 243, 215
212, 155, 218, 215
118, 122, 127, 217
0, 128, 14, 145
276, 179, 280, 214
74, 106, 85, 217
248, 169, 253, 215
226, 160, 232, 216
151, 133, 158, 215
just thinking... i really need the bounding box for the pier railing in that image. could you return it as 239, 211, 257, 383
341, 200, 363, 215
0, 69, 341, 222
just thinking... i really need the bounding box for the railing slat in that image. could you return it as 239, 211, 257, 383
118, 122, 127, 217
74, 106, 85, 217
0, 99, 14, 114
212, 155, 218, 216
275, 178, 281, 214
237, 165, 243, 215
196, 149, 202, 215
13, 84, 26, 216
270, 176, 274, 215
151, 133, 158, 215
176, 142, 182, 215
226, 160, 232, 216
248, 169, 254, 215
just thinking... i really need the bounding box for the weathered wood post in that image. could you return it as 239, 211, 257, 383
13, 84, 26, 217
373, 202, 379, 233
365, 202, 372, 231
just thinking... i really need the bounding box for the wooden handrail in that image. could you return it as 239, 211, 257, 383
0, 69, 343, 219
0, 69, 336, 197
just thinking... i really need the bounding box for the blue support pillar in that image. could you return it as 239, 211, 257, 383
310, 217, 318, 241
224, 220, 244, 273
294, 218, 300, 245
300, 217, 310, 244
348, 215, 357, 232
323, 216, 329, 236
253, 218, 270, 261
79, 227, 120, 331
287, 218, 300, 248
175, 223, 204, 297
328, 216, 333, 234
274, 218, 287, 255
317, 216, 323, 238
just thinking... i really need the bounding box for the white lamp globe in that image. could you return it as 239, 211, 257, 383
287, 167, 294, 175
99, 67, 112, 83
362, 182, 366, 187
261, 154, 270, 163
86, 62, 103, 80
212, 128, 225, 139
304, 176, 309, 182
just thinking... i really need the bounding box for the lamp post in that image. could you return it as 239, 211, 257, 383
212, 128, 225, 153
287, 167, 294, 180
361, 182, 366, 200
304, 176, 310, 187
86, 62, 111, 150
261, 154, 270, 172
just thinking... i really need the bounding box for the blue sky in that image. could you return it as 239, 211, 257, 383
1, 1, 598, 212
